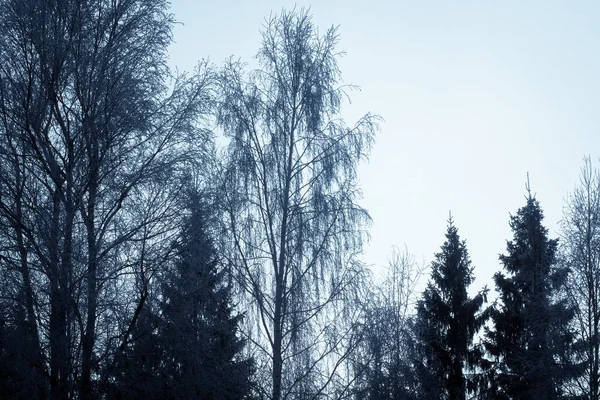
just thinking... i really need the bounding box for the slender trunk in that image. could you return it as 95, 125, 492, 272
271, 116, 295, 400
16, 191, 47, 399
51, 129, 77, 399
50, 189, 69, 400
587, 203, 599, 400
591, 278, 599, 400
81, 170, 98, 400
272, 279, 283, 400
61, 199, 75, 399
9, 145, 48, 398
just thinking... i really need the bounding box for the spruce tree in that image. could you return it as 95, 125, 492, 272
159, 194, 254, 399
415, 217, 488, 400
109, 306, 165, 400
484, 189, 580, 399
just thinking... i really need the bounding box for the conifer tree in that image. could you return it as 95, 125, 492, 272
159, 193, 254, 399
109, 306, 165, 400
415, 217, 488, 400
484, 188, 580, 399
110, 193, 254, 399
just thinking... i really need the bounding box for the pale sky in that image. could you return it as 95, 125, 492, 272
168, 1, 600, 293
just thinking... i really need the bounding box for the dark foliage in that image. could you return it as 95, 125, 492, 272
414, 217, 488, 400
110, 194, 254, 399
484, 191, 582, 399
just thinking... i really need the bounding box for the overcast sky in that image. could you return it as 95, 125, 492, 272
167, 0, 600, 293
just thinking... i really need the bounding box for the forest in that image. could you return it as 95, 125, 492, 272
0, 1, 598, 399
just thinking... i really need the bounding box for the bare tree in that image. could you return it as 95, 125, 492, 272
351, 246, 426, 400
561, 156, 600, 399
0, 0, 213, 398
217, 8, 379, 400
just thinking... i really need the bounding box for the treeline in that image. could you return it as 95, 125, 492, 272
357, 184, 587, 400
0, 1, 597, 399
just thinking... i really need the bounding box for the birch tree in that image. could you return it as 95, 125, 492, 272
351, 247, 425, 400
561, 156, 600, 399
218, 9, 379, 400
0, 0, 212, 398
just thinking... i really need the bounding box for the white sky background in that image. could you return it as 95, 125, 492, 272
167, 1, 600, 294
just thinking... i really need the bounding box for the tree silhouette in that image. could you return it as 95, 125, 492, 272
484, 189, 581, 399
218, 8, 379, 399
110, 193, 253, 399
415, 217, 488, 400
160, 194, 253, 399
561, 157, 600, 399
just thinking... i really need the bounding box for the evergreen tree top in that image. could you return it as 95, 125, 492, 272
429, 216, 475, 299
499, 194, 558, 278
415, 216, 488, 399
